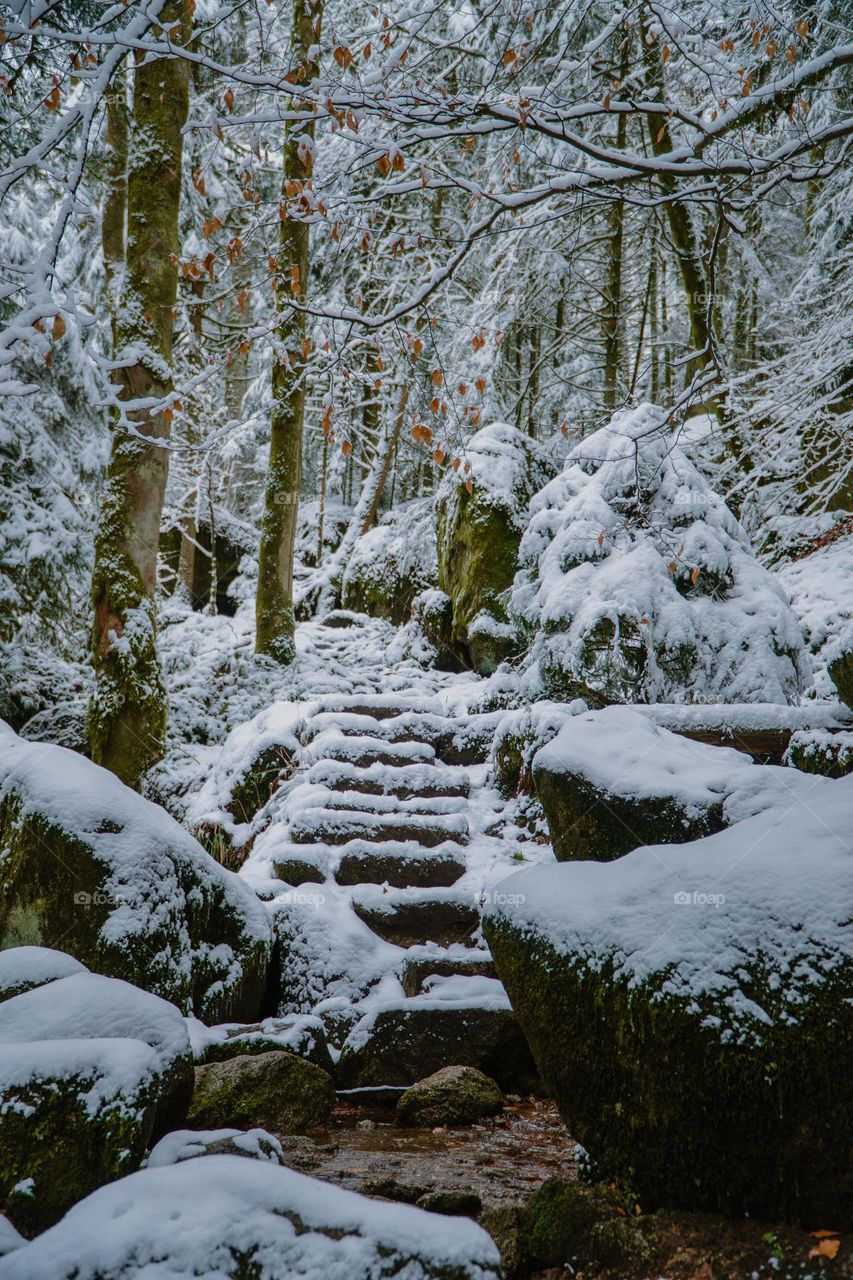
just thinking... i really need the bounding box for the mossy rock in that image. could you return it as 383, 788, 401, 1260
416, 1189, 483, 1217
533, 762, 725, 861
0, 732, 272, 1022
828, 646, 853, 709
786, 729, 853, 779
435, 423, 554, 675
228, 742, 297, 824
188, 1050, 335, 1133
0, 1040, 160, 1236
396, 1065, 504, 1127
0, 945, 87, 1004
484, 859, 853, 1228
340, 499, 438, 626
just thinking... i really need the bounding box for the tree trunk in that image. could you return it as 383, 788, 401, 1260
88, 3, 190, 788
362, 378, 410, 532
603, 38, 629, 409
255, 0, 322, 662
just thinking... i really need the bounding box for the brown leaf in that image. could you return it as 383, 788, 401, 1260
223, 86, 235, 112
52, 313, 66, 341
341, 439, 353, 457
808, 1238, 840, 1261
431, 368, 443, 387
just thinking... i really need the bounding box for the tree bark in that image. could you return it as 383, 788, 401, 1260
255, 0, 322, 662
88, 3, 190, 788
603, 37, 629, 409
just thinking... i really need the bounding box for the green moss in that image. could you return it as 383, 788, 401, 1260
829, 649, 853, 710
396, 1065, 504, 1127
484, 916, 853, 1226
0, 1064, 156, 1236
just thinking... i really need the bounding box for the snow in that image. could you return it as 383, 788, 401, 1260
0, 1155, 501, 1280
778, 534, 853, 698
486, 773, 853, 1044
436, 422, 554, 529
0, 946, 87, 1001
0, 971, 190, 1077
534, 705, 834, 825
146, 1128, 284, 1168
511, 404, 811, 705
0, 1038, 161, 1121
185, 1012, 328, 1063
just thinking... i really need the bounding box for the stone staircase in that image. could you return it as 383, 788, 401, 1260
239, 691, 540, 1093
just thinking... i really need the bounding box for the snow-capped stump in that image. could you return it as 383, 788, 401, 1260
511, 403, 810, 705
483, 775, 853, 1224
436, 423, 555, 675
396, 1065, 504, 1127
0, 944, 87, 1003
187, 1050, 335, 1134
0, 1156, 502, 1280
0, 727, 272, 1021
341, 497, 438, 625
531, 705, 833, 861
0, 969, 193, 1235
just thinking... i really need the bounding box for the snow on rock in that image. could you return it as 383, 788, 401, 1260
0, 1155, 502, 1280
146, 1127, 285, 1168
484, 773, 853, 1220
341, 497, 438, 625
778, 533, 853, 699
0, 727, 272, 1021
511, 403, 810, 705
0, 965, 195, 1238
0, 945, 87, 1003
531, 705, 833, 860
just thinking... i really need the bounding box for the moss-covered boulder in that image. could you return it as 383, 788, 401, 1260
341, 498, 438, 625
187, 1050, 335, 1133
436, 424, 554, 675
786, 728, 853, 778
0, 967, 193, 1235
828, 636, 853, 708
396, 1065, 503, 1127
530, 705, 834, 862
484, 775, 853, 1225
0, 728, 272, 1021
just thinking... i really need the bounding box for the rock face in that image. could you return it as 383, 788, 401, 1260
188, 1050, 335, 1133
0, 962, 193, 1235
0, 726, 272, 1021
828, 635, 853, 708
511, 403, 809, 705
397, 1065, 504, 1127
484, 776, 853, 1225
436, 423, 554, 675
0, 1155, 502, 1280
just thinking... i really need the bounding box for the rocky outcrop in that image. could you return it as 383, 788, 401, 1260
0, 726, 272, 1021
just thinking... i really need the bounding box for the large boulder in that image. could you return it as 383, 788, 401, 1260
187, 1050, 335, 1133
341, 498, 437, 625
531, 705, 832, 861
436, 423, 554, 674
511, 404, 810, 704
0, 1155, 502, 1279
0, 964, 193, 1235
0, 944, 86, 1003
0, 725, 272, 1021
828, 629, 853, 708
484, 774, 853, 1224
396, 1065, 504, 1127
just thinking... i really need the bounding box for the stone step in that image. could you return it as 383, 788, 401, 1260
306, 731, 435, 770
335, 843, 466, 889
401, 954, 498, 997
351, 889, 480, 948
289, 809, 468, 849
336, 998, 538, 1091
300, 787, 468, 819
312, 694, 442, 722
303, 759, 470, 800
